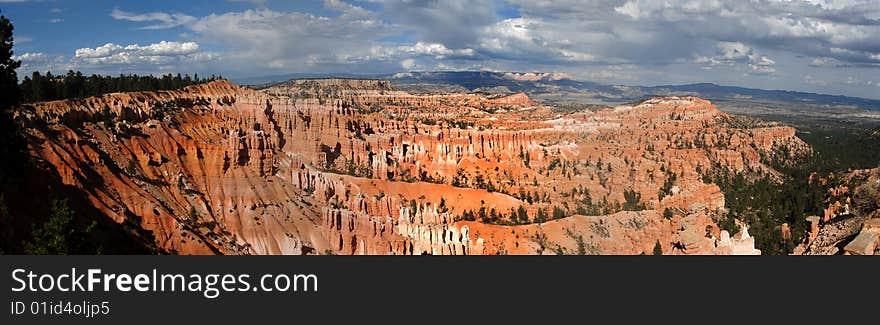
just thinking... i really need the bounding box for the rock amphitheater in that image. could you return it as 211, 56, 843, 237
13, 79, 815, 254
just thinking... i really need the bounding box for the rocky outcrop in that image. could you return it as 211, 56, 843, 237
793, 168, 879, 255
843, 218, 880, 255
16, 81, 801, 255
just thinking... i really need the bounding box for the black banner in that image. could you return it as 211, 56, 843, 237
1, 256, 876, 324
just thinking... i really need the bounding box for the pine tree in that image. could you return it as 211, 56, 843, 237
0, 14, 19, 110
653, 240, 663, 256
24, 199, 75, 254
0, 13, 25, 184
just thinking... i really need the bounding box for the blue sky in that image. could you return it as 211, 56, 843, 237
2, 0, 880, 99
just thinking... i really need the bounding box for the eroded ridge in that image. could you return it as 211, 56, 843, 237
15, 79, 809, 254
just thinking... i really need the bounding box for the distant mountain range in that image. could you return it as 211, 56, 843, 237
234, 71, 880, 110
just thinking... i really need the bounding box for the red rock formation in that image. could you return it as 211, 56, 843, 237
488, 92, 533, 107
15, 81, 801, 255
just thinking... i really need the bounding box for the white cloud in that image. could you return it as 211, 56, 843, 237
614, 1, 645, 20
749, 55, 777, 74
400, 58, 417, 70
13, 52, 70, 75
13, 52, 47, 62
110, 8, 197, 30
477, 17, 604, 64
139, 3, 398, 72
511, 0, 880, 67
558, 49, 597, 62
74, 41, 210, 66
695, 42, 777, 75
369, 42, 475, 61
323, 0, 372, 18
27, 0, 868, 98
104, 0, 878, 76
810, 57, 833, 67
717, 42, 752, 61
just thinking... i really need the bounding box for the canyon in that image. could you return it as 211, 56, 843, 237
13, 78, 817, 255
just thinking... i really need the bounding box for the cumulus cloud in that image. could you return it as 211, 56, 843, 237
13, 52, 47, 62
478, 17, 604, 65
108, 1, 486, 74
810, 57, 834, 67
499, 0, 880, 70
370, 42, 475, 61
695, 42, 777, 74
107, 0, 880, 72
613, 0, 880, 64
24, 0, 867, 98
73, 41, 213, 66
484, 2, 691, 66
13, 52, 70, 74
186, 7, 394, 70
400, 58, 417, 70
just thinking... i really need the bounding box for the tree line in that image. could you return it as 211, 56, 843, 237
702, 155, 828, 255
19, 71, 223, 103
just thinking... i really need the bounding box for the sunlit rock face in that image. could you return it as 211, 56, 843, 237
16, 79, 805, 254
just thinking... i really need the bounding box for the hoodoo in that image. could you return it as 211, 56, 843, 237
15, 80, 807, 255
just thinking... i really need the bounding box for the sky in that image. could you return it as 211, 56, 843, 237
2, 0, 880, 99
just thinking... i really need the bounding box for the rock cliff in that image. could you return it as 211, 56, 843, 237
15, 79, 805, 254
